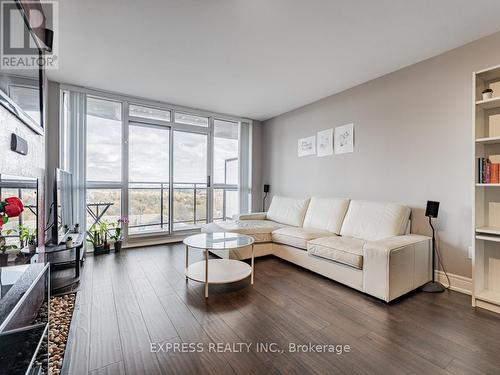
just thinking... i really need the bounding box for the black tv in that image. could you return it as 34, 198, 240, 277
51, 169, 73, 245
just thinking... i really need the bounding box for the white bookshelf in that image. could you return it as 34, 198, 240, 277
473, 64, 500, 314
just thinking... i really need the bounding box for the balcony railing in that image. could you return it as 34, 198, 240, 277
86, 182, 237, 235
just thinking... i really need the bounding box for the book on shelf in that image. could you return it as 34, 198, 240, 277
479, 157, 483, 183
492, 163, 500, 184
478, 158, 498, 183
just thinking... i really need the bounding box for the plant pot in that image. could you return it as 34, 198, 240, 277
28, 243, 37, 253
114, 241, 122, 252
0, 253, 8, 266
104, 241, 111, 251
93, 244, 109, 255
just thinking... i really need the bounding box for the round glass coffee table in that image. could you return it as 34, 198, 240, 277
183, 232, 255, 298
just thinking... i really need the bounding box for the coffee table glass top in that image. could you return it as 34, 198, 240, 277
183, 232, 254, 250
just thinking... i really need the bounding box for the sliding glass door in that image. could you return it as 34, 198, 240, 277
128, 122, 170, 234
172, 130, 208, 231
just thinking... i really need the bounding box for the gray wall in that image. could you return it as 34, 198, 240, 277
262, 31, 500, 279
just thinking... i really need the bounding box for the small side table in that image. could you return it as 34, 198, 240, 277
183, 232, 255, 298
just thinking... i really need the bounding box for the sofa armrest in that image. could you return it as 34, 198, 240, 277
232, 212, 267, 220
362, 234, 431, 302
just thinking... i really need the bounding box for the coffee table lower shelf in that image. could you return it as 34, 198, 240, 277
185, 259, 253, 297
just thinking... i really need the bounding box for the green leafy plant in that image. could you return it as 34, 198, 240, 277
18, 224, 37, 247
0, 229, 18, 254
86, 223, 104, 249
109, 217, 128, 242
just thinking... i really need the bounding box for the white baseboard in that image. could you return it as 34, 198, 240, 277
435, 270, 472, 295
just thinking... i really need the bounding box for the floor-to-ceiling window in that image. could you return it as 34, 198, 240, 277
85, 96, 122, 228
63, 86, 251, 242
212, 119, 239, 221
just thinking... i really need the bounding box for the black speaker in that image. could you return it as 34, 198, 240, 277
10, 134, 28, 156
425, 201, 440, 218
43, 28, 54, 52
263, 184, 270, 193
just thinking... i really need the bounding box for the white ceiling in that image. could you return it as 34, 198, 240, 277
47, 0, 500, 121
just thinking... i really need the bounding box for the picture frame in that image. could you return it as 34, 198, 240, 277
334, 123, 354, 154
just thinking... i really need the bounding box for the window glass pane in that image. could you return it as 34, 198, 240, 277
129, 124, 169, 183
129, 104, 171, 122
129, 183, 169, 234
86, 189, 121, 227
174, 112, 209, 127
213, 120, 239, 184
86, 97, 122, 182
212, 188, 238, 221
225, 190, 238, 219
0, 187, 37, 248
213, 189, 224, 222
173, 131, 207, 183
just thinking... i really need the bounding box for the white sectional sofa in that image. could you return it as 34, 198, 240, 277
202, 196, 432, 302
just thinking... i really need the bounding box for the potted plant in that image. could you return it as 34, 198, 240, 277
482, 88, 494, 100
0, 230, 18, 266
87, 223, 108, 255
100, 221, 111, 251
19, 224, 37, 252
110, 217, 128, 252
66, 236, 73, 249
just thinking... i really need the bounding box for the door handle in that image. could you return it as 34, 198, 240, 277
207, 175, 211, 188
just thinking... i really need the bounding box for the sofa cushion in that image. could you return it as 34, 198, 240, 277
202, 219, 287, 243
340, 200, 411, 241
307, 236, 365, 269
302, 197, 350, 234
271, 227, 332, 250
266, 196, 310, 227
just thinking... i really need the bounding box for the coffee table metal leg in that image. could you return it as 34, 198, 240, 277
204, 249, 209, 298
251, 243, 255, 285
185, 244, 189, 280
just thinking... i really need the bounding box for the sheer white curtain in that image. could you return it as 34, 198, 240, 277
60, 89, 87, 234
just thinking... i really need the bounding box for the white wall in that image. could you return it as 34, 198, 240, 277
262, 31, 500, 278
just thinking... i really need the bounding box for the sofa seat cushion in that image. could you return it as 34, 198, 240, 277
271, 227, 332, 250
307, 236, 365, 269
202, 220, 288, 243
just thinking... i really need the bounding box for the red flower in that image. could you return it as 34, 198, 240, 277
4, 197, 24, 217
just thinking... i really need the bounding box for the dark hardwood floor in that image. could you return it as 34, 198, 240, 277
64, 243, 500, 375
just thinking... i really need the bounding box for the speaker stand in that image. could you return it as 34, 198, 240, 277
421, 281, 445, 293
422, 216, 446, 293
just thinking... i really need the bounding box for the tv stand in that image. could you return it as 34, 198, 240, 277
44, 233, 85, 292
